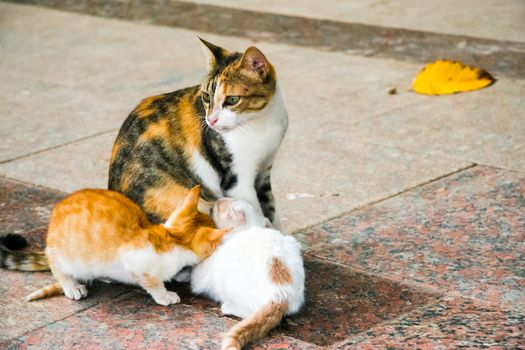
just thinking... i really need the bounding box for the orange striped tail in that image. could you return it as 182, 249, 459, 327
26, 283, 63, 301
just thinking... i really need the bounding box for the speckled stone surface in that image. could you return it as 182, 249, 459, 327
1, 292, 322, 350
0, 2, 475, 234
295, 166, 525, 309
334, 296, 525, 349
1, 1, 524, 348
281, 258, 438, 345
0, 177, 129, 342
0, 177, 65, 236
346, 79, 525, 172
168, 257, 439, 347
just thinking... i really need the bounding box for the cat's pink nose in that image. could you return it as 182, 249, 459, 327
208, 115, 219, 126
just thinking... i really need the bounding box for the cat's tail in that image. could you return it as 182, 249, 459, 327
221, 300, 288, 350
0, 234, 50, 271
26, 283, 63, 301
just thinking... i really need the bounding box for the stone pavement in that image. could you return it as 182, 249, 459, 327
0, 1, 524, 349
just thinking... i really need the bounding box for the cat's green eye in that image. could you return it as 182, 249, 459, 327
201, 91, 210, 103
224, 96, 240, 107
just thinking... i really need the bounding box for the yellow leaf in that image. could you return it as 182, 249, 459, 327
412, 60, 495, 95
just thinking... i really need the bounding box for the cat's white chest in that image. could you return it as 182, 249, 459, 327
121, 246, 198, 282
222, 88, 288, 205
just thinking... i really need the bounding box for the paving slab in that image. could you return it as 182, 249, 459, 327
191, 0, 525, 43
295, 165, 525, 309
0, 131, 118, 192
12, 0, 525, 80
0, 177, 64, 236
0, 177, 129, 342
174, 257, 439, 346
0, 174, 440, 348
334, 296, 525, 349
346, 78, 525, 173
1, 291, 324, 350
0, 3, 474, 233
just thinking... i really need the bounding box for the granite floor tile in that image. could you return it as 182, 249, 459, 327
295, 165, 525, 309
0, 274, 130, 342
346, 78, 525, 172
333, 296, 525, 349
190, 0, 525, 43
170, 257, 439, 347
1, 292, 320, 350
0, 3, 476, 234
273, 132, 471, 232
0, 131, 118, 193
0, 177, 65, 236
0, 177, 129, 341
0, 71, 124, 163
279, 257, 439, 346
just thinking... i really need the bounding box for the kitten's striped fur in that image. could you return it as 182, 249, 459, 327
0, 235, 48, 271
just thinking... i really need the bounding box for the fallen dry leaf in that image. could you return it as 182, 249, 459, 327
412, 60, 495, 95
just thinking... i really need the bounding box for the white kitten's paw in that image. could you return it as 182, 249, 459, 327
63, 284, 88, 300
220, 303, 238, 317
153, 291, 181, 306
174, 268, 192, 283
99, 278, 116, 284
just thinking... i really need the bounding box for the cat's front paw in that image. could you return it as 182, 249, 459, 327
153, 291, 181, 306
220, 303, 243, 317
63, 284, 88, 300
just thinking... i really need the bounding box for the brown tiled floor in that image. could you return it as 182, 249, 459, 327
3, 164, 524, 348
296, 166, 525, 310
0, 177, 439, 348
1, 1, 524, 349
334, 296, 525, 349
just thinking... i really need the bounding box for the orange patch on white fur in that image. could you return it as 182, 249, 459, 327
269, 257, 292, 285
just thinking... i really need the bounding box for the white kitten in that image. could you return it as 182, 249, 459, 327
190, 198, 305, 350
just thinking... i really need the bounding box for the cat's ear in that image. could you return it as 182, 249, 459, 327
198, 37, 229, 69
181, 185, 201, 211
164, 185, 201, 227
238, 46, 270, 79
208, 227, 231, 242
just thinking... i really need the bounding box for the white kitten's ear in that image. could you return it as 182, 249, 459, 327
198, 37, 230, 70
209, 227, 231, 241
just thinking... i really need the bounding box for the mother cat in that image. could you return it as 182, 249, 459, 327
109, 39, 288, 228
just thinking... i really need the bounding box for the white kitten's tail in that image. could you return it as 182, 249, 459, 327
221, 300, 288, 350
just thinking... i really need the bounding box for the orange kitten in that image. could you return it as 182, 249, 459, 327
25, 186, 228, 306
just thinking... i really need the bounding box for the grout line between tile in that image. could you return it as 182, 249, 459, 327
0, 128, 118, 166
0, 175, 67, 195
291, 163, 477, 235
304, 253, 443, 296
329, 297, 446, 349
303, 252, 524, 314
3, 290, 135, 344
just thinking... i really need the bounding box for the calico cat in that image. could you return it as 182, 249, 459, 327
108, 38, 288, 229
184, 198, 305, 349
7, 186, 228, 305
